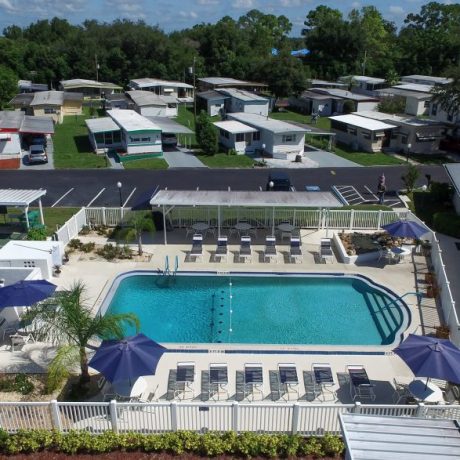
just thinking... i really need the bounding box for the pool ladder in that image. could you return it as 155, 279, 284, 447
163, 255, 179, 277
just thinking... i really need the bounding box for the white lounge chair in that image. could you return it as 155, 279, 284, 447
174, 362, 195, 400
264, 236, 278, 263
320, 238, 334, 263
289, 237, 303, 263
189, 234, 203, 261
215, 236, 228, 263
208, 363, 228, 401
278, 363, 299, 401
244, 363, 264, 401
10, 332, 34, 352
239, 236, 252, 263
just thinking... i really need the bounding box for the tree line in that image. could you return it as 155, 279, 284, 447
0, 2, 459, 108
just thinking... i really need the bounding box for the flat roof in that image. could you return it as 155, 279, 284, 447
213, 120, 258, 134
197, 90, 229, 101
314, 88, 379, 101
21, 116, 54, 134
352, 76, 386, 84
354, 111, 445, 127
150, 189, 343, 208
0, 111, 25, 130
340, 413, 460, 460
445, 163, 460, 196
377, 87, 431, 99
330, 114, 396, 131
85, 117, 120, 133
402, 75, 452, 85
218, 88, 268, 102
30, 91, 64, 106
9, 93, 34, 106
146, 116, 193, 134
394, 83, 434, 93
60, 79, 122, 90
228, 113, 308, 134
130, 78, 193, 89
127, 90, 167, 107
199, 77, 267, 87
107, 110, 161, 132
0, 189, 46, 206
300, 90, 340, 101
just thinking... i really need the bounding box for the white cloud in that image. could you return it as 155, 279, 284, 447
351, 1, 361, 8
0, 0, 15, 12
279, 0, 301, 6
232, 0, 255, 8
389, 5, 405, 15
104, 0, 146, 19
197, 0, 220, 4
178, 10, 198, 19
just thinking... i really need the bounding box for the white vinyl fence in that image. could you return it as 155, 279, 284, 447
53, 208, 87, 245
0, 401, 459, 435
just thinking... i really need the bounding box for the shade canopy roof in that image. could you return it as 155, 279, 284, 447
150, 189, 343, 208
146, 116, 194, 134
0, 189, 46, 206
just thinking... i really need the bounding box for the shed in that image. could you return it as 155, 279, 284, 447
150, 189, 343, 244
339, 413, 460, 460
0, 240, 64, 280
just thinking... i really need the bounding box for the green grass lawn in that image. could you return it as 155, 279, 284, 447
269, 110, 331, 131
123, 158, 169, 170
195, 152, 255, 168
53, 109, 108, 169
175, 105, 220, 148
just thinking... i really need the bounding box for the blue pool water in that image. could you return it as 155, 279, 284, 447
104, 273, 407, 346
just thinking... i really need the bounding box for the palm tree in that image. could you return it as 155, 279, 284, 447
124, 211, 155, 256
23, 281, 139, 388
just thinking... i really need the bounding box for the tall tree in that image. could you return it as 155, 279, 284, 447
0, 65, 17, 109
196, 111, 218, 155
431, 67, 460, 120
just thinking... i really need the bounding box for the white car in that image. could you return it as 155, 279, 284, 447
28, 144, 48, 164
161, 133, 177, 146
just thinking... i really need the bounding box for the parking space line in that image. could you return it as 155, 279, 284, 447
51, 188, 74, 207
86, 188, 106, 207
364, 185, 379, 201
123, 187, 136, 207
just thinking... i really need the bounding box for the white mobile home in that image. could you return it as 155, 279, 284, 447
129, 78, 194, 102
127, 91, 178, 117
218, 88, 269, 117
213, 120, 258, 154
196, 90, 229, 117
329, 114, 396, 153
225, 112, 307, 160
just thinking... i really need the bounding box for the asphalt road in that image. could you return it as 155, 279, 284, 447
0, 165, 448, 208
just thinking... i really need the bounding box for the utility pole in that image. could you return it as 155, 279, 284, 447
193, 56, 197, 122
95, 54, 99, 82
361, 50, 367, 76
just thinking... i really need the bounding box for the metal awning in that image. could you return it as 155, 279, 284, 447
150, 189, 343, 208
340, 413, 460, 459
0, 189, 46, 206
146, 117, 194, 135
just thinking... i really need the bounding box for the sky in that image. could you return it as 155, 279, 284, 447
0, 0, 452, 35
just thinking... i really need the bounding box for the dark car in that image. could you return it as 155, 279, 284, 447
266, 172, 292, 191
27, 135, 47, 148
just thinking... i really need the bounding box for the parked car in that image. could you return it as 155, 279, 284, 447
161, 133, 178, 146
28, 144, 48, 164
266, 172, 293, 191
30, 136, 47, 147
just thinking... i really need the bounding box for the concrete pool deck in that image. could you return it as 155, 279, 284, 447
0, 228, 443, 404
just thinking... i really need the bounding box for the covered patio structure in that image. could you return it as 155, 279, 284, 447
0, 189, 47, 229
150, 189, 343, 244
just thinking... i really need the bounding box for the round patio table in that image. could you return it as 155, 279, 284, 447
277, 223, 295, 232
192, 222, 209, 232
235, 222, 252, 231
408, 379, 444, 403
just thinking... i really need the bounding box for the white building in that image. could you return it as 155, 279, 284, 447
196, 90, 229, 117
351, 76, 388, 96
329, 114, 396, 153
217, 112, 307, 160
401, 75, 452, 86
129, 78, 194, 102
127, 90, 178, 117
218, 88, 269, 117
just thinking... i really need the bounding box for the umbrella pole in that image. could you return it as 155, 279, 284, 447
425, 376, 430, 391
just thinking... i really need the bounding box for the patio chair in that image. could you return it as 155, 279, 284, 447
189, 234, 203, 262
312, 363, 335, 401
239, 236, 252, 263
378, 247, 397, 264
174, 362, 195, 400
0, 317, 17, 341
319, 238, 334, 263
243, 363, 264, 401
392, 378, 412, 404
10, 332, 34, 352
264, 236, 278, 263
289, 237, 303, 263
347, 365, 376, 402
215, 236, 228, 263
278, 363, 299, 401
208, 363, 229, 401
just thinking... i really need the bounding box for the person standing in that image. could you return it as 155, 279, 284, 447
377, 173, 386, 205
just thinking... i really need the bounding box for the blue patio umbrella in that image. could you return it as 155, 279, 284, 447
0, 279, 57, 309
381, 220, 428, 239
89, 333, 166, 384
393, 334, 460, 384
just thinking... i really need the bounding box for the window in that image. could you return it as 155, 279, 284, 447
219, 129, 229, 139
348, 127, 357, 136
424, 100, 430, 108
431, 103, 438, 116
94, 133, 104, 144
236, 133, 244, 142
113, 131, 121, 143
331, 120, 347, 132
282, 134, 296, 142
253, 131, 261, 141
44, 108, 57, 114
361, 130, 371, 139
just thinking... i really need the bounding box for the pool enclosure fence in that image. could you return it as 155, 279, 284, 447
1, 400, 460, 435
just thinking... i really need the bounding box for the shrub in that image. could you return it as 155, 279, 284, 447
321, 433, 345, 456
378, 96, 406, 114
0, 374, 34, 395
228, 148, 238, 156
96, 243, 133, 261
68, 239, 83, 250
80, 242, 95, 253
27, 226, 47, 241
433, 212, 460, 238
79, 225, 91, 235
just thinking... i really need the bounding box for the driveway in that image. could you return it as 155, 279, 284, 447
303, 146, 361, 168
163, 147, 206, 168
20, 135, 54, 170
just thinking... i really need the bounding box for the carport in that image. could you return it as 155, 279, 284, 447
146, 116, 194, 148
150, 189, 343, 244
0, 189, 47, 229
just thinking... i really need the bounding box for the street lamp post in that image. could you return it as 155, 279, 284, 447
117, 181, 123, 208
406, 143, 412, 163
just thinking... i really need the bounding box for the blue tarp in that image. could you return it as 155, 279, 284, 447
271, 48, 310, 57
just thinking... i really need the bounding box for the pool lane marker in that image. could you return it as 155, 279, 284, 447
86, 187, 106, 207
51, 188, 74, 207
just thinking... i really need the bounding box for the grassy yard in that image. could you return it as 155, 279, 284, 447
53, 108, 107, 169
123, 158, 169, 170
195, 153, 255, 168
269, 110, 331, 131
175, 105, 220, 148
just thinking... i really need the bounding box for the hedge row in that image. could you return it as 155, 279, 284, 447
0, 429, 345, 457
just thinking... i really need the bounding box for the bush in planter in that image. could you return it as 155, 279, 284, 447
80, 242, 95, 253
26, 226, 47, 241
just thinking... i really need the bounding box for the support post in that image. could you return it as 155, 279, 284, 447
102, 207, 106, 226
163, 205, 167, 245
232, 402, 239, 433
24, 205, 30, 230
38, 199, 45, 225
349, 209, 354, 230
109, 400, 119, 433
291, 403, 300, 434
271, 207, 275, 236
353, 402, 362, 414
171, 402, 178, 431
50, 400, 62, 432
217, 205, 221, 237
416, 403, 425, 418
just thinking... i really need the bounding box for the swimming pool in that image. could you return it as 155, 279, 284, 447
103, 272, 409, 346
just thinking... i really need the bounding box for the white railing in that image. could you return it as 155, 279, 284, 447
85, 207, 126, 227
1, 401, 459, 434
54, 208, 87, 245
